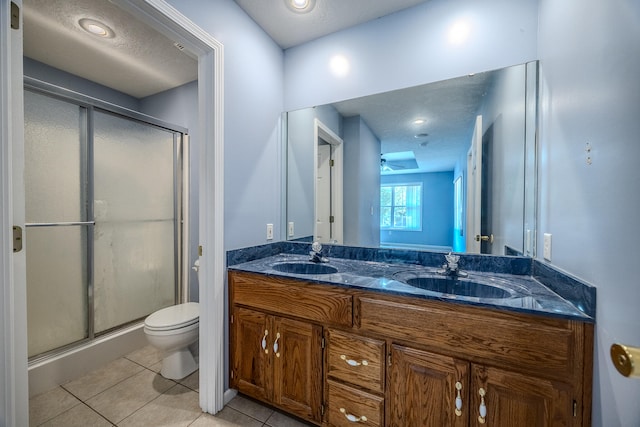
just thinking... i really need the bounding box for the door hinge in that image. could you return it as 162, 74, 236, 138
12, 226, 22, 253
11, 2, 19, 29
198, 245, 203, 256
573, 400, 577, 417
321, 337, 325, 349
329, 216, 334, 223
330, 159, 334, 167
230, 314, 234, 324
321, 404, 325, 416
388, 353, 392, 366
231, 370, 234, 379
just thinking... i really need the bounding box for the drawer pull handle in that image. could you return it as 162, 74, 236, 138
478, 387, 487, 424
339, 407, 368, 423
455, 381, 463, 416
273, 332, 281, 358
340, 354, 369, 367
261, 330, 269, 354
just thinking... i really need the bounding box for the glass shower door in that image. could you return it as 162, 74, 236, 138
24, 87, 182, 358
93, 111, 177, 333
24, 90, 89, 357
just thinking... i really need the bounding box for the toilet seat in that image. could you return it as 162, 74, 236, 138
144, 302, 199, 331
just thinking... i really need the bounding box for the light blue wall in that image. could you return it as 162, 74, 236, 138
140, 82, 199, 301
381, 172, 454, 248
343, 116, 380, 247
286, 105, 342, 240
167, 0, 284, 251
284, 0, 538, 111
24, 58, 140, 110
538, 0, 640, 425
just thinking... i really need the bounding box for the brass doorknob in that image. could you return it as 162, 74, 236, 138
611, 343, 640, 378
475, 234, 494, 243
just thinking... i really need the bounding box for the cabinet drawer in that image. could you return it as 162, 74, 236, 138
327, 380, 383, 427
230, 271, 353, 327
327, 329, 385, 393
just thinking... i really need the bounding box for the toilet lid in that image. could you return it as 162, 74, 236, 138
144, 302, 199, 331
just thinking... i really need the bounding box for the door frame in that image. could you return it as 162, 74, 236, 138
465, 115, 482, 254
313, 118, 343, 244
0, 0, 226, 421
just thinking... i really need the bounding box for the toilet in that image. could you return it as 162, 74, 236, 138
143, 302, 199, 380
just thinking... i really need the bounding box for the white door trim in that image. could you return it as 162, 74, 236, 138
115, 0, 226, 414
313, 119, 343, 244
1, 0, 28, 424
465, 115, 483, 254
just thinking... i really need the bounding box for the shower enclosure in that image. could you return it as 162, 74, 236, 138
24, 80, 186, 359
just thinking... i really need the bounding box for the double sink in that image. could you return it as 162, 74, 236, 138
271, 260, 516, 300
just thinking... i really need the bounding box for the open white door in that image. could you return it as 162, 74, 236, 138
313, 119, 343, 244
1, 0, 29, 424
315, 144, 331, 242
465, 115, 482, 254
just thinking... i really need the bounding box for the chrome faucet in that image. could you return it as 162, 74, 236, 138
309, 241, 329, 263
437, 252, 468, 278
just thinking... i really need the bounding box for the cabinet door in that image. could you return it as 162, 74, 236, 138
232, 307, 272, 402
272, 316, 323, 423
470, 365, 573, 427
389, 344, 469, 427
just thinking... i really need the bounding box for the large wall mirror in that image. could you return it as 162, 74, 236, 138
285, 61, 538, 257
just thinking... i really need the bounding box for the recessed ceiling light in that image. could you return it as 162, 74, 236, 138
79, 18, 114, 38
413, 119, 425, 125
285, 0, 316, 13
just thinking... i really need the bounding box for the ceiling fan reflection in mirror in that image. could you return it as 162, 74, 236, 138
380, 151, 419, 173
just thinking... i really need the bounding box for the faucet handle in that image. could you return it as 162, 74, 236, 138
445, 252, 460, 264
312, 241, 323, 253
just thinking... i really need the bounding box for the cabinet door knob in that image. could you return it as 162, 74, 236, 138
273, 332, 281, 358
340, 354, 369, 367
339, 407, 368, 423
478, 387, 487, 424
261, 330, 269, 354
454, 381, 463, 416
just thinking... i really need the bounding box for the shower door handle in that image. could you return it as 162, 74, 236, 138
25, 221, 96, 227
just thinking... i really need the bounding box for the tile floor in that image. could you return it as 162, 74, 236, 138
29, 345, 314, 427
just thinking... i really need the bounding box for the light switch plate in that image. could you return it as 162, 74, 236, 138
288, 222, 295, 237
543, 233, 552, 261
266, 223, 274, 240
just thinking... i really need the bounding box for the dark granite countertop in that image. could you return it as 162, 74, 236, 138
228, 253, 593, 322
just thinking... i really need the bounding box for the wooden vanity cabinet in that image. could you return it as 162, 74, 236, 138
232, 306, 323, 422
387, 344, 573, 427
388, 345, 469, 427
228, 271, 593, 427
358, 292, 593, 427
229, 271, 353, 425
325, 329, 386, 426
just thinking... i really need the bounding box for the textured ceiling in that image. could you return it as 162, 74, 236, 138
233, 0, 431, 49
23, 0, 198, 98
332, 71, 494, 174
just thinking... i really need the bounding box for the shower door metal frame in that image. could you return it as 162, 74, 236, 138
24, 77, 188, 360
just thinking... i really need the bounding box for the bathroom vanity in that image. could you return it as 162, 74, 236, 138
228, 250, 594, 427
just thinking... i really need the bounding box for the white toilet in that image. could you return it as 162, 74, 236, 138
144, 302, 199, 379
